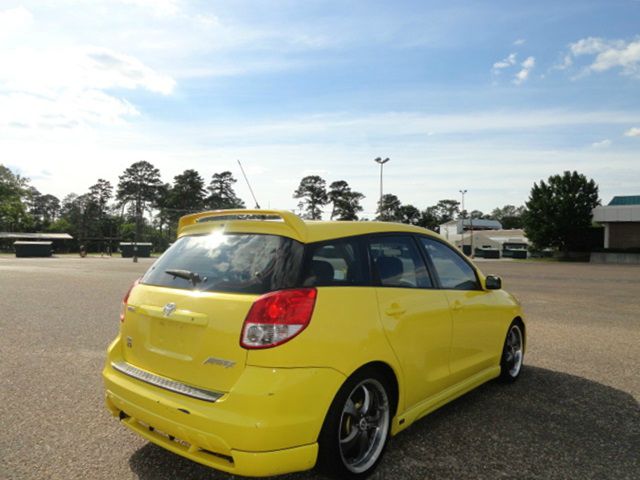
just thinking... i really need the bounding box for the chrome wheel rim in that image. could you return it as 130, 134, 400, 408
338, 379, 390, 474
504, 325, 524, 377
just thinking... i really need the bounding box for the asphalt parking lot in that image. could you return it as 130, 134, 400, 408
1, 257, 638, 480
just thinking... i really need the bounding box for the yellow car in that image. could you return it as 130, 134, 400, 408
103, 209, 525, 478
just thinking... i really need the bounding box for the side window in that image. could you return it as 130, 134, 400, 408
368, 236, 432, 288
420, 238, 479, 290
302, 238, 367, 286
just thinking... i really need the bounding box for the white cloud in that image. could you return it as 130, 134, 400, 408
591, 40, 640, 75
514, 56, 535, 85
168, 110, 640, 143
0, 6, 32, 38
115, 0, 180, 16
555, 54, 573, 70
513, 39, 526, 46
591, 139, 611, 148
625, 127, 640, 137
493, 53, 517, 71
564, 36, 640, 78
570, 37, 618, 55
0, 46, 175, 95
0, 91, 139, 129
493, 52, 535, 85
83, 48, 176, 94
0, 45, 175, 129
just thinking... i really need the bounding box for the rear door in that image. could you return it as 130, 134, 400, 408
120, 231, 303, 393
368, 235, 453, 408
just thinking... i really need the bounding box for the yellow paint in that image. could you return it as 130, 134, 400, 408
103, 210, 525, 477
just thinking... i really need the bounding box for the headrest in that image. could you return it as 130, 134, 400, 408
311, 260, 335, 284
376, 256, 403, 282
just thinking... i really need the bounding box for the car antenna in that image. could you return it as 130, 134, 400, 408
237, 159, 261, 209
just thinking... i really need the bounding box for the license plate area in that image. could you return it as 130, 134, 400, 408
150, 319, 201, 356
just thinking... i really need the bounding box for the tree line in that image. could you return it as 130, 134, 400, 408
292, 174, 526, 229
0, 162, 245, 251
1, 162, 599, 253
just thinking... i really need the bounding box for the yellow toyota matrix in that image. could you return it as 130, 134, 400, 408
103, 209, 525, 478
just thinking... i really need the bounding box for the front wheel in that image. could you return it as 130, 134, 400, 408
499, 321, 525, 382
317, 368, 391, 479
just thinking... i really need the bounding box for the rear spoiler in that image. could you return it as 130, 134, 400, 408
177, 209, 307, 241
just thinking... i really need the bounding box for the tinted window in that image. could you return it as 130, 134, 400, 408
142, 232, 303, 294
302, 238, 367, 286
368, 236, 431, 288
420, 238, 479, 290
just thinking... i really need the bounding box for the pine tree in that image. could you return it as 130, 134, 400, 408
293, 175, 328, 220
328, 180, 365, 220
207, 171, 245, 210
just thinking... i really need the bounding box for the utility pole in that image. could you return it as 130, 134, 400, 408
374, 157, 390, 215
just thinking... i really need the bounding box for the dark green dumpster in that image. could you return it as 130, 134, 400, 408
475, 246, 500, 258
503, 242, 528, 259
509, 249, 528, 259
120, 242, 153, 258
14, 241, 53, 257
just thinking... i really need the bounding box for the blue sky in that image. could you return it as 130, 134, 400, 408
1, 0, 639, 217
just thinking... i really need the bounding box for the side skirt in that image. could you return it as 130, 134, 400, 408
391, 365, 500, 435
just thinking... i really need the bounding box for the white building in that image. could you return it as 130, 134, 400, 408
439, 218, 503, 244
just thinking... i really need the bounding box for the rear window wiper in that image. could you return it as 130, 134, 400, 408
164, 269, 206, 286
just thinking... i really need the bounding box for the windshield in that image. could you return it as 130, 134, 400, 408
142, 232, 304, 294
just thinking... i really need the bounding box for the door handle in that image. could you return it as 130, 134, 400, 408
452, 300, 463, 311
385, 303, 406, 317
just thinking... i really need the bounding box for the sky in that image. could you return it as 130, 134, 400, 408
1, 0, 639, 218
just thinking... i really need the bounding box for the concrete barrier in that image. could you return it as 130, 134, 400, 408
590, 252, 640, 264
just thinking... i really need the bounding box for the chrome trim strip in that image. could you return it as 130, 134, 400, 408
111, 361, 223, 402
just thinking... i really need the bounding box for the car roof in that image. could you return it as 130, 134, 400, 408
177, 209, 441, 244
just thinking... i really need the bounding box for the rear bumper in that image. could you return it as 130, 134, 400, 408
103, 337, 345, 477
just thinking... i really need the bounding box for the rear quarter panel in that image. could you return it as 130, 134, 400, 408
246, 287, 405, 409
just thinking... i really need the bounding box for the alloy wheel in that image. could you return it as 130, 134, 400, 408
338, 378, 390, 474
504, 324, 524, 377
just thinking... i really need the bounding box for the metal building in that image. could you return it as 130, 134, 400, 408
592, 196, 640, 249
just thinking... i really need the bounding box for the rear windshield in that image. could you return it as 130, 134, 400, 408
141, 233, 304, 294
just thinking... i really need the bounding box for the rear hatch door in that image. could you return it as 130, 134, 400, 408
120, 231, 303, 393
122, 286, 255, 392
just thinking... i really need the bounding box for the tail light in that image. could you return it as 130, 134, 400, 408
120, 278, 140, 322
241, 288, 317, 349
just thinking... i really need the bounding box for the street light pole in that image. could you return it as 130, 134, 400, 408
459, 189, 467, 253
374, 157, 390, 214
459, 189, 467, 216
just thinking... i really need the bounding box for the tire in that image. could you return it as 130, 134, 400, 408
499, 320, 525, 382
317, 367, 392, 479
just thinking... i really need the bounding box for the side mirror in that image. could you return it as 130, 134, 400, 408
485, 275, 502, 290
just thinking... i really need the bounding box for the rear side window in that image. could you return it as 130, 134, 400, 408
420, 237, 479, 290
142, 233, 303, 294
368, 236, 431, 288
302, 237, 368, 286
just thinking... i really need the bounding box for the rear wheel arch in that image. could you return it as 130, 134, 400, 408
344, 361, 400, 418
316, 361, 398, 478
354, 361, 400, 418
